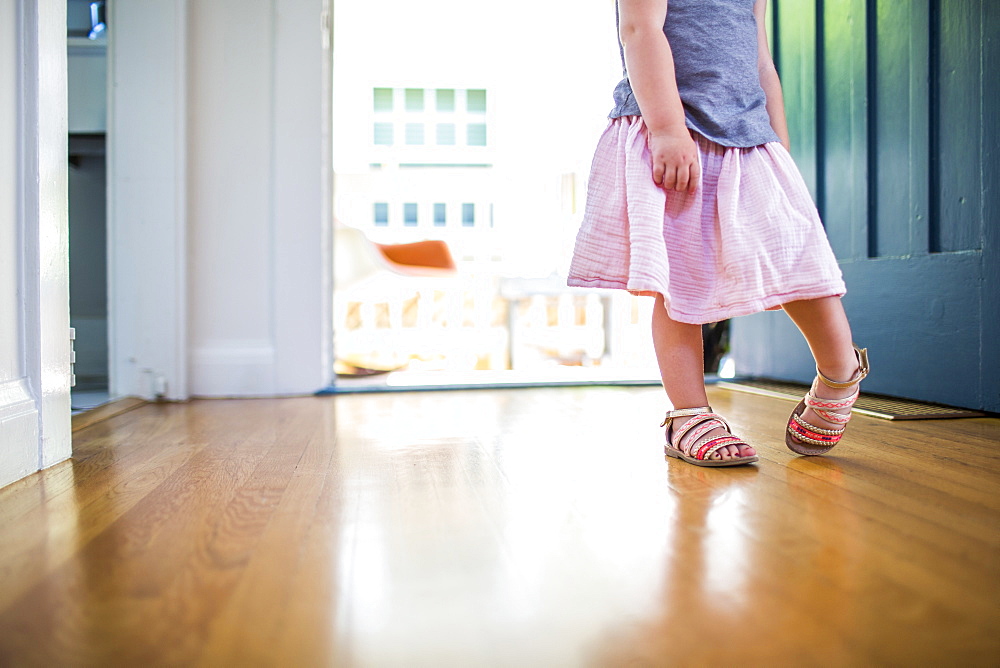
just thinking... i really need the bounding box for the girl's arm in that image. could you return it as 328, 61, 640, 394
754, 0, 791, 150
619, 0, 699, 193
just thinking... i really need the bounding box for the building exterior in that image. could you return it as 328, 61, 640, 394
332, 0, 622, 276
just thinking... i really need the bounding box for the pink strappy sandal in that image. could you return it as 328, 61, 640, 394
786, 345, 870, 456
662, 407, 758, 467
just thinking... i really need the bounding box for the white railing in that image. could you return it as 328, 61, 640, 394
334, 274, 656, 376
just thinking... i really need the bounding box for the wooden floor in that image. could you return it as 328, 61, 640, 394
1, 387, 998, 666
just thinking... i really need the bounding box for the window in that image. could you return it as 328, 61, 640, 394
435, 88, 455, 112
404, 203, 418, 227
462, 203, 475, 227
405, 88, 424, 111
373, 122, 393, 146
466, 89, 486, 113
433, 203, 447, 226
373, 88, 393, 112
436, 123, 456, 146
373, 202, 389, 226
466, 123, 487, 147
405, 123, 425, 145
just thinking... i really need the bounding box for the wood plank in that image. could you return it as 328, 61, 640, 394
71, 396, 147, 433
0, 388, 997, 665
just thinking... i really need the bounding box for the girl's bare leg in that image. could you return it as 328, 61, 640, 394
781, 296, 863, 428
652, 294, 756, 460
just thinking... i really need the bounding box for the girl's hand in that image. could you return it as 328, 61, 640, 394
647, 129, 700, 193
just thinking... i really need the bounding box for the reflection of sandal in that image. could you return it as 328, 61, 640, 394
662, 407, 758, 467
786, 345, 870, 456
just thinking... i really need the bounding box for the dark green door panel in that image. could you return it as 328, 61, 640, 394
732, 0, 998, 412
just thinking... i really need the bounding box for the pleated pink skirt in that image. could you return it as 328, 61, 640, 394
567, 116, 846, 325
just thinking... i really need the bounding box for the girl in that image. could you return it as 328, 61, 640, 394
568, 0, 869, 466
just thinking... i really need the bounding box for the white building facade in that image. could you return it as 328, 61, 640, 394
332, 0, 623, 276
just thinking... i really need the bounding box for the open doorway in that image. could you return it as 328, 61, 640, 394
329, 0, 694, 391
67, 0, 109, 410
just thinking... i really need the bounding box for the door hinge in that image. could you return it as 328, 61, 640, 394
69, 327, 77, 388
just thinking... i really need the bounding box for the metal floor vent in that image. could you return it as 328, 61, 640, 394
718, 379, 987, 420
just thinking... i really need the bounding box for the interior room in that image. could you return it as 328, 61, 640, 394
1, 0, 998, 665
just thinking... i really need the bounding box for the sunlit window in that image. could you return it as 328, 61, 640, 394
405, 123, 424, 145
435, 88, 455, 112
404, 203, 418, 226
467, 123, 487, 147
466, 89, 486, 113
436, 123, 456, 145
404, 88, 424, 111
373, 87, 393, 112
373, 202, 389, 226
373, 122, 393, 146
434, 203, 447, 226
462, 203, 475, 227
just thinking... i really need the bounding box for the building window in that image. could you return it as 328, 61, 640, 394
373, 88, 393, 112
373, 122, 394, 146
404, 203, 418, 227
405, 88, 424, 112
436, 123, 456, 146
435, 88, 455, 112
462, 203, 475, 227
374, 202, 389, 226
466, 123, 487, 147
405, 123, 425, 145
466, 89, 486, 113
433, 203, 447, 226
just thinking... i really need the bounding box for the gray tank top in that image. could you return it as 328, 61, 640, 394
610, 0, 780, 148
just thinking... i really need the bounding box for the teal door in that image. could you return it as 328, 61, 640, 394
732, 0, 999, 412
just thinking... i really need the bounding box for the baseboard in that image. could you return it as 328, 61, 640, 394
0, 379, 41, 488
189, 343, 276, 396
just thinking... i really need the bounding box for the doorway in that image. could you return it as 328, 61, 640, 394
67, 0, 109, 411
329, 0, 691, 391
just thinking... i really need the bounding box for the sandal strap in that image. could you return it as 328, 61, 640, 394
660, 406, 712, 428
693, 435, 747, 461
788, 413, 845, 446
804, 387, 860, 424
817, 345, 870, 389
671, 414, 731, 449
681, 417, 728, 447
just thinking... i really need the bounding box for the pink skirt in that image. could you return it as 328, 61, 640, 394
567, 116, 846, 325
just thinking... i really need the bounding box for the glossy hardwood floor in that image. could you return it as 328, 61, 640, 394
1, 386, 998, 666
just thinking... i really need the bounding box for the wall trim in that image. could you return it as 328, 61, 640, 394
189, 343, 278, 397
0, 380, 40, 485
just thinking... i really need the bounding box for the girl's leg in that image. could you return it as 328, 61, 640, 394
781, 296, 863, 429
652, 294, 756, 460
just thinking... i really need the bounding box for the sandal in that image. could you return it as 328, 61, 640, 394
786, 345, 870, 456
662, 407, 758, 467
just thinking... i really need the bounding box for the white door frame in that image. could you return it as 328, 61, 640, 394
0, 0, 72, 488
106, 0, 189, 401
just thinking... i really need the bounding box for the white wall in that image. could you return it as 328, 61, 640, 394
110, 0, 332, 399
1, 0, 72, 488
